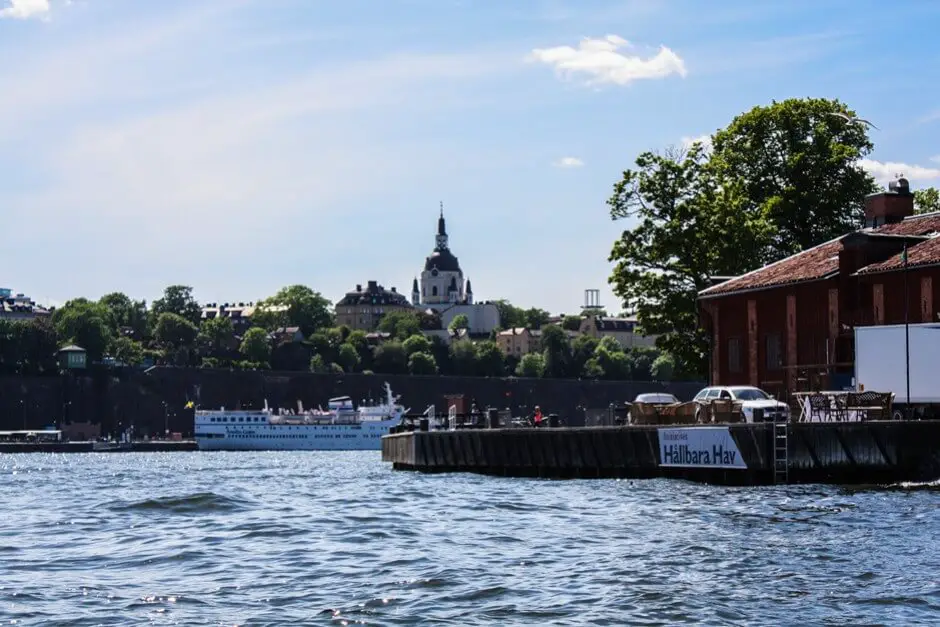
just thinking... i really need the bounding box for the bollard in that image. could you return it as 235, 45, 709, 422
487, 408, 500, 429
419, 418, 429, 432
548, 414, 560, 428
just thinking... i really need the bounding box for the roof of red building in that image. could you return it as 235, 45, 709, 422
699, 212, 940, 298
856, 233, 940, 274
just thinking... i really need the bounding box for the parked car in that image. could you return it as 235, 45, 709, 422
627, 392, 680, 423
692, 386, 789, 423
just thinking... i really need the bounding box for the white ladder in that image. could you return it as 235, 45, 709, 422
772, 415, 789, 485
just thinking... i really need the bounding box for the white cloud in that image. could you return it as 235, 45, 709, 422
528, 34, 686, 86
0, 0, 50, 19
553, 156, 584, 168
932, 155, 940, 164
680, 134, 712, 150
859, 159, 940, 184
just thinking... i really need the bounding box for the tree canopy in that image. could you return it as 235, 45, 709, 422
711, 97, 877, 260
253, 285, 333, 336
608, 97, 881, 376
152, 285, 202, 326
914, 187, 940, 215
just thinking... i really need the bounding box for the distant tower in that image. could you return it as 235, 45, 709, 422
436, 201, 448, 250
420, 202, 463, 306
465, 278, 473, 305
411, 277, 420, 306
582, 289, 604, 314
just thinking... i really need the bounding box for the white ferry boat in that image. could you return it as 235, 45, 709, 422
193, 383, 408, 451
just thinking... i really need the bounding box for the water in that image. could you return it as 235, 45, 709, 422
1, 452, 938, 626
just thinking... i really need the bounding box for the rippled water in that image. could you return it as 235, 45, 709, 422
1, 452, 938, 625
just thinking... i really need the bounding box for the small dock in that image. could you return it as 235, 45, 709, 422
382, 421, 940, 486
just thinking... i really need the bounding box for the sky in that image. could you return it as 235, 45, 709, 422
2, 0, 939, 315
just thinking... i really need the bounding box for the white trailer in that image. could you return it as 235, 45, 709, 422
854, 323, 940, 419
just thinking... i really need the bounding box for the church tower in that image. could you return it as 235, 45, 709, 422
420, 202, 464, 306
411, 277, 420, 306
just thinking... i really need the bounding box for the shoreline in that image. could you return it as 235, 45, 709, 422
0, 441, 199, 454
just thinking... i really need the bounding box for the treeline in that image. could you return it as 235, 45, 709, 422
0, 285, 685, 381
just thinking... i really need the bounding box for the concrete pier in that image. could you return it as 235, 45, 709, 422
382, 421, 940, 486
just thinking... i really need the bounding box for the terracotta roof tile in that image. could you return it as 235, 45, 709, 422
699, 239, 844, 297
700, 212, 940, 297
868, 212, 940, 236
857, 235, 940, 274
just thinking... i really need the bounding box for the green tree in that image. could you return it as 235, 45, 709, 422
428, 335, 452, 374
402, 334, 432, 356
152, 285, 202, 326
581, 357, 605, 379
344, 330, 372, 368
474, 340, 505, 377
307, 331, 340, 365
198, 316, 235, 356
449, 340, 479, 375
608, 143, 771, 376
523, 307, 550, 329
336, 343, 361, 372
309, 354, 329, 373
711, 97, 877, 260
154, 312, 199, 348
629, 346, 659, 380
651, 352, 676, 381
571, 335, 599, 377
110, 336, 145, 366
253, 285, 333, 336
448, 314, 470, 332
372, 340, 408, 374
377, 310, 421, 340
240, 327, 271, 364
99, 292, 149, 339
408, 351, 438, 375
540, 324, 571, 378
0, 318, 58, 374
515, 352, 545, 378
561, 315, 582, 331
593, 336, 631, 380
52, 299, 114, 361
492, 299, 526, 329
914, 187, 940, 215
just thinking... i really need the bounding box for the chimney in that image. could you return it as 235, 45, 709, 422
367, 280, 378, 290
390, 287, 397, 293
356, 284, 362, 292
864, 176, 913, 228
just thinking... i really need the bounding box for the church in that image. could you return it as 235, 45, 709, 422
411, 205, 500, 335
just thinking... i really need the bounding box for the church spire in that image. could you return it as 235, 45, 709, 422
435, 202, 448, 250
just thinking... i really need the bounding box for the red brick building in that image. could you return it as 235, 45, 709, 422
698, 178, 940, 398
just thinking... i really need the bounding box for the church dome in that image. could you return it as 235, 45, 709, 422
424, 249, 461, 273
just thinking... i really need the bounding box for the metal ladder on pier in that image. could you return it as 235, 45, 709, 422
772, 415, 789, 485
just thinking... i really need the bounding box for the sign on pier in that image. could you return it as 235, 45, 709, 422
657, 427, 747, 469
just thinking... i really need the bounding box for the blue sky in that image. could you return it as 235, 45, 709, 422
2, 0, 939, 315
